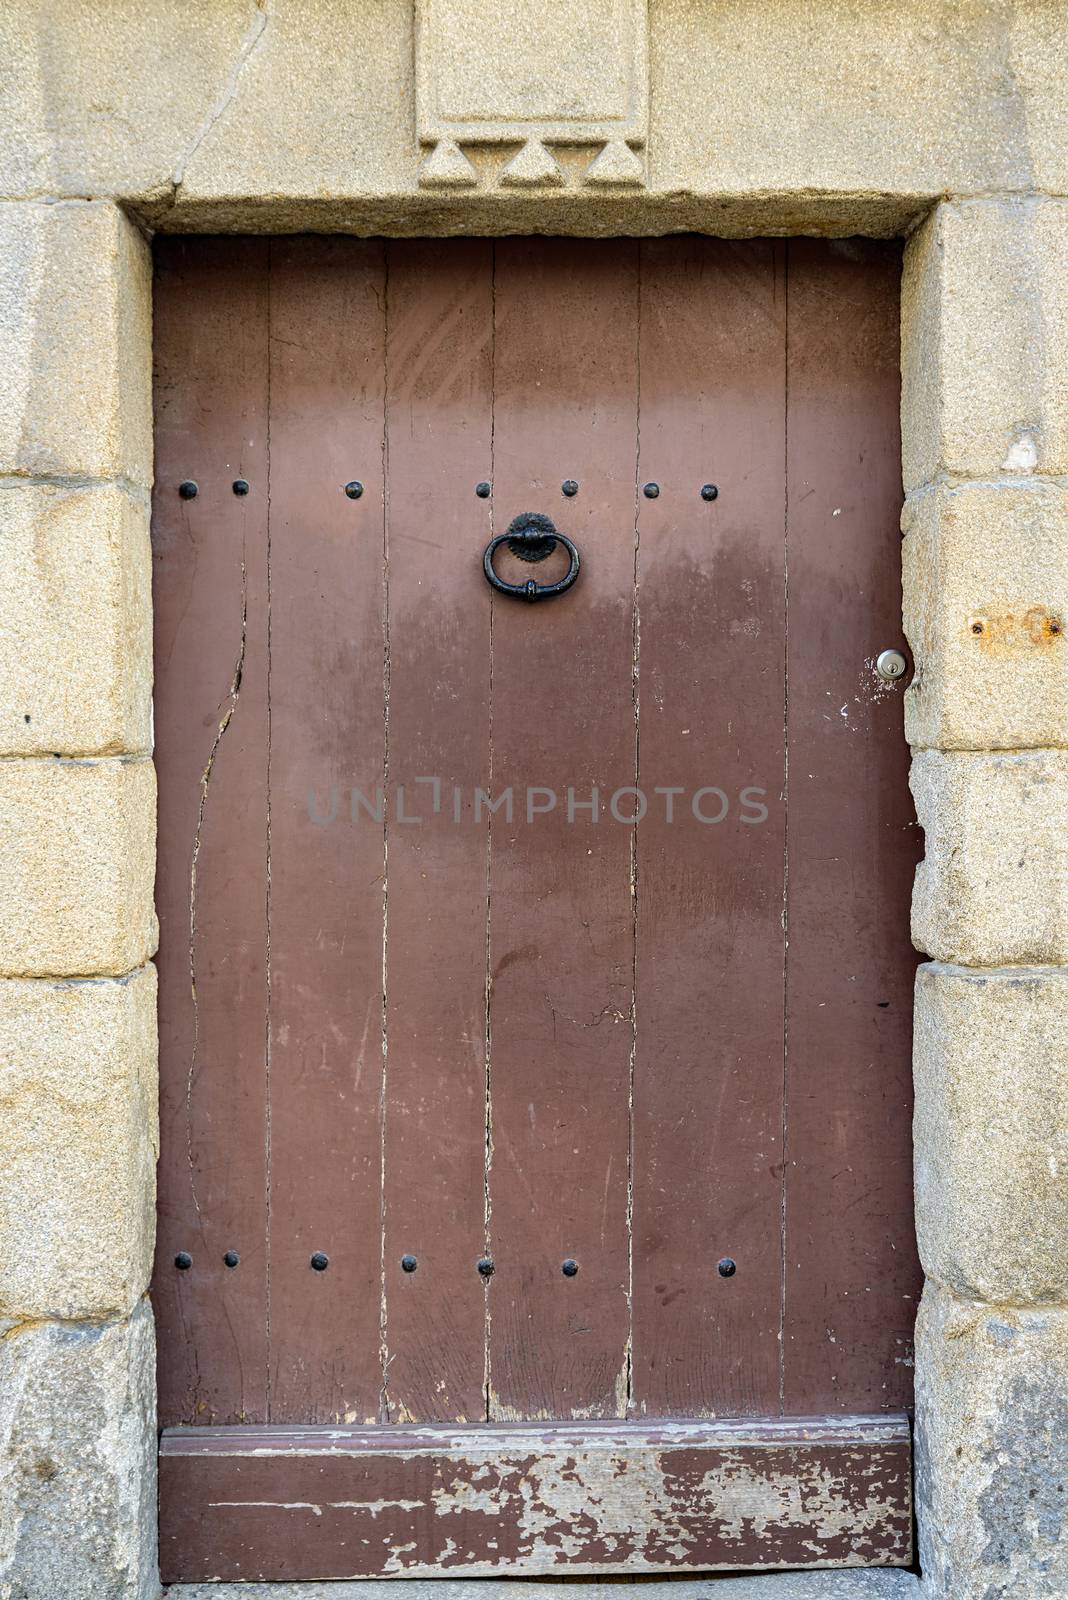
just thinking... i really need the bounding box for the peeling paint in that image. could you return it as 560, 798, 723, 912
161, 1417, 912, 1580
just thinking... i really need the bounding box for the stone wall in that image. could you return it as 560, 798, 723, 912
0, 2, 1066, 1595
0, 199, 159, 1594
902, 196, 1068, 1597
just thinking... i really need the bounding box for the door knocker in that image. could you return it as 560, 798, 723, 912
483, 512, 580, 601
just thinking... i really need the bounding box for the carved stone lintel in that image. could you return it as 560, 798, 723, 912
416, 0, 649, 190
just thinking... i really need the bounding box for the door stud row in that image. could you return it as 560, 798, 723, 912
173, 1252, 738, 1276
174, 478, 721, 502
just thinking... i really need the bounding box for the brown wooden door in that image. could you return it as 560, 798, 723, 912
151, 237, 920, 1583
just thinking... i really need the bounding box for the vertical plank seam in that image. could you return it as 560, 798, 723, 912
379, 244, 393, 1423
625, 241, 641, 1418
483, 242, 497, 1423
264, 237, 274, 1422
779, 242, 790, 1419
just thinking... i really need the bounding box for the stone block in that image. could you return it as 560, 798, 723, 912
0, 1302, 157, 1600
902, 478, 1068, 750
0, 202, 151, 485
0, 0, 258, 202
1010, 0, 1068, 197
0, 483, 151, 756
165, 0, 1035, 233
172, 0, 414, 209
914, 963, 1068, 1305
915, 1282, 1068, 1599
0, 757, 156, 978
653, 0, 1030, 209
911, 750, 1068, 964
902, 198, 1068, 489
0, 965, 157, 1320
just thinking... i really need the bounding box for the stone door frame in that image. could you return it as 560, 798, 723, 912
2, 4, 1067, 1596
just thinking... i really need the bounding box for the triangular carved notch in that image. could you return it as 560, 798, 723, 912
499, 140, 566, 188
419, 139, 479, 189
583, 139, 645, 187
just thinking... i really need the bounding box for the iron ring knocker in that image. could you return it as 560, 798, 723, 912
483, 511, 580, 601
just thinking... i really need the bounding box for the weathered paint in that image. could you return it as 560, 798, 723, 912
159, 1417, 912, 1581
152, 236, 918, 1580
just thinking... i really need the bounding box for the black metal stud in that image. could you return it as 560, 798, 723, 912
345, 481, 364, 500
174, 1252, 192, 1270
561, 1259, 579, 1277
643, 482, 660, 499
717, 1257, 737, 1278
561, 480, 579, 498
475, 481, 492, 499
477, 1257, 495, 1277
178, 481, 198, 500
701, 484, 719, 501
223, 1251, 240, 1268
401, 1254, 418, 1273
310, 1251, 329, 1271
232, 479, 250, 496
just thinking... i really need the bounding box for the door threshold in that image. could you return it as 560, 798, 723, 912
164, 1570, 923, 1597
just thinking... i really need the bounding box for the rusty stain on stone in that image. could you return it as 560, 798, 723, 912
968, 607, 1064, 652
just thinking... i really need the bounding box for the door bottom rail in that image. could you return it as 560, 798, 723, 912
159, 1413, 912, 1583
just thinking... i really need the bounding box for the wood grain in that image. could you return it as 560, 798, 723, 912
631, 238, 787, 1416
381, 240, 495, 1422
782, 240, 922, 1412
486, 240, 638, 1420
159, 1415, 912, 1582
264, 238, 388, 1424
153, 238, 271, 1424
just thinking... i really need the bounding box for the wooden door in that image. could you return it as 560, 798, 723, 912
151, 237, 921, 1583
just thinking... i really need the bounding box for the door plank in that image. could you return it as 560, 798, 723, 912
381, 239, 495, 1422
783, 240, 922, 1411
153, 238, 271, 1425
486, 239, 639, 1419
159, 1415, 912, 1582
263, 238, 388, 1423
631, 239, 787, 1416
